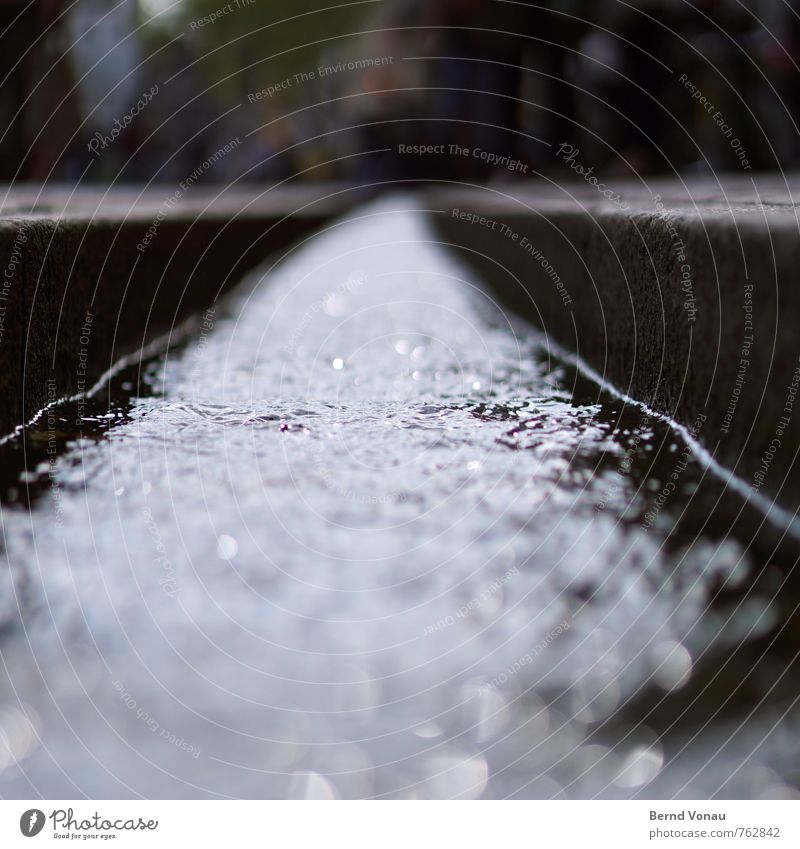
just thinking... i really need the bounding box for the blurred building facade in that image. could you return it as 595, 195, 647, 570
0, 0, 798, 184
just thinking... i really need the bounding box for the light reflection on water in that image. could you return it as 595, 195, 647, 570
0, 200, 798, 799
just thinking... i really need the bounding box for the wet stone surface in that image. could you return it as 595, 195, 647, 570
0, 200, 798, 798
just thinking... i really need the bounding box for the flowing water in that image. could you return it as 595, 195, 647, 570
0, 199, 798, 799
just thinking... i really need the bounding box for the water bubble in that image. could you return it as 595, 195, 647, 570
0, 704, 40, 773
332, 358, 344, 370
327, 665, 380, 717
564, 744, 619, 797
413, 722, 443, 740
461, 680, 509, 742
288, 770, 336, 799
757, 782, 800, 800
748, 765, 789, 799
422, 751, 489, 799
570, 673, 621, 724
216, 534, 238, 561
614, 742, 663, 789
323, 293, 349, 316
650, 641, 692, 692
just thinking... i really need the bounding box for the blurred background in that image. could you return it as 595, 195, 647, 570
1, 0, 799, 185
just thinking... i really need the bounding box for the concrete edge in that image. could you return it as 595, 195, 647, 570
425, 183, 800, 511
0, 186, 358, 436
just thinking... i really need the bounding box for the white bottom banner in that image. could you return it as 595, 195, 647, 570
1, 801, 798, 848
